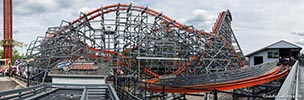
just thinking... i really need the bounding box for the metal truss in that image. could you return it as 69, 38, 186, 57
25, 3, 248, 99
26, 3, 244, 76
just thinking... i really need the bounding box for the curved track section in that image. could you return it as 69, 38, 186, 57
26, 4, 244, 76
25, 4, 287, 94
143, 62, 289, 93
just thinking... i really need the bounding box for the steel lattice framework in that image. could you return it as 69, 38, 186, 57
23, 4, 292, 99
26, 4, 244, 76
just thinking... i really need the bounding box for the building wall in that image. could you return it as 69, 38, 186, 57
249, 49, 279, 67
52, 77, 105, 84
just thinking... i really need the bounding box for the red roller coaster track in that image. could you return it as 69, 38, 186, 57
55, 4, 245, 77
26, 4, 289, 94
143, 65, 289, 93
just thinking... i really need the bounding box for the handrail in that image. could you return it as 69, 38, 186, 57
80, 88, 87, 100
0, 83, 120, 100
275, 60, 298, 100
0, 84, 44, 96
295, 62, 299, 100
0, 84, 45, 100
108, 85, 120, 100
25, 88, 60, 100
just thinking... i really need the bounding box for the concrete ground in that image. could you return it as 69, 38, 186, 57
0, 77, 22, 92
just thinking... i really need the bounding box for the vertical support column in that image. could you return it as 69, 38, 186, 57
144, 82, 147, 100
252, 87, 255, 100
213, 89, 218, 100
42, 70, 47, 83
162, 85, 165, 100
3, 0, 13, 63
205, 92, 209, 100
27, 63, 30, 87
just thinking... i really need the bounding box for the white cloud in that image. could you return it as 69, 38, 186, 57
1, 0, 304, 55
291, 32, 304, 37
296, 40, 304, 45
79, 7, 96, 14
14, 0, 59, 15
182, 9, 216, 32
13, 0, 86, 15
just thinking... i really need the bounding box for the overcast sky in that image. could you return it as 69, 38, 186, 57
1, 0, 304, 55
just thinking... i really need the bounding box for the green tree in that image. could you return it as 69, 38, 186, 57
0, 50, 3, 58
0, 49, 25, 64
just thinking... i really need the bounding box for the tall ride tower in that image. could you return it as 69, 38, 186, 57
2, 0, 13, 63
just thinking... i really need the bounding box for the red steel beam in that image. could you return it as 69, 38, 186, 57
45, 4, 243, 78
3, 0, 13, 63
143, 65, 289, 93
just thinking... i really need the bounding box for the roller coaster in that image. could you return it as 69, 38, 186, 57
23, 4, 290, 99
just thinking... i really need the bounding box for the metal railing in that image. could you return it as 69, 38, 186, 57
0, 83, 120, 100
14, 75, 41, 86
116, 86, 141, 100
0, 84, 46, 100
295, 62, 300, 100
275, 61, 298, 100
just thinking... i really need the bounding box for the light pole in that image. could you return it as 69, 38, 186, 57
26, 58, 34, 87
27, 62, 29, 87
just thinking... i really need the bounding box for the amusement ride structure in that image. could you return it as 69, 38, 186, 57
7, 3, 291, 100
2, 0, 13, 63
1, 0, 26, 64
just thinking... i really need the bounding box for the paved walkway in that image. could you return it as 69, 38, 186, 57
8, 77, 27, 88
0, 77, 10, 81
0, 77, 19, 92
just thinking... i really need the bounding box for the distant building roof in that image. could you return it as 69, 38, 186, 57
245, 40, 302, 57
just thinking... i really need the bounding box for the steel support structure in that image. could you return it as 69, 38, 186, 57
24, 4, 289, 99
26, 3, 244, 77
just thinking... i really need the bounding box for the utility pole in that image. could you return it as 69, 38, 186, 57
26, 58, 34, 87
27, 62, 29, 87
